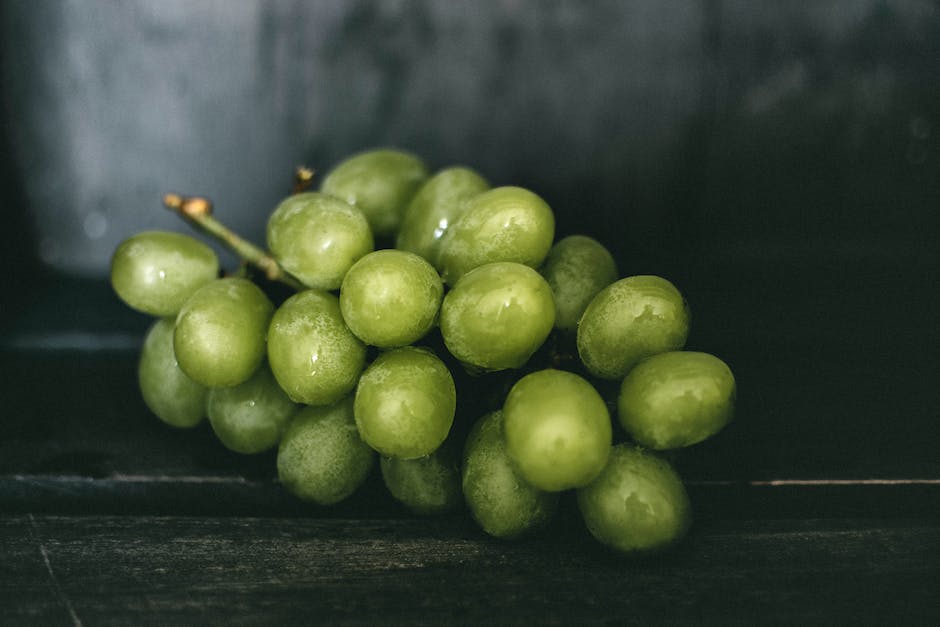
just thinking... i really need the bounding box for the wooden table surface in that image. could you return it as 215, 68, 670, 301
4, 513, 937, 626
1, 278, 938, 625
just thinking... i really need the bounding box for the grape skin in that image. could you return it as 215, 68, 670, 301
266, 192, 374, 290
320, 148, 429, 238
138, 318, 207, 428
339, 249, 443, 348
539, 235, 618, 333
618, 351, 735, 450
207, 362, 299, 455
439, 262, 555, 372
173, 278, 274, 389
577, 444, 692, 554
267, 289, 367, 406
277, 396, 375, 506
395, 166, 489, 265
354, 347, 456, 459
462, 411, 558, 539
577, 275, 690, 380
502, 369, 612, 492
380, 442, 462, 515
111, 230, 219, 317
437, 186, 555, 285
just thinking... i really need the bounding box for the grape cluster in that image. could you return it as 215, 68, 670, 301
111, 148, 736, 555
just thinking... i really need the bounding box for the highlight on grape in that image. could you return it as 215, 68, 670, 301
111, 148, 736, 555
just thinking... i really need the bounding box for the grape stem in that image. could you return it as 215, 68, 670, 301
163, 193, 305, 291
293, 166, 316, 194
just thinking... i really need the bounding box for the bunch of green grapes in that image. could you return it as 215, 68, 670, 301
111, 148, 736, 556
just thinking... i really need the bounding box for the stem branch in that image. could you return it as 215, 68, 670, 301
293, 166, 315, 194
163, 193, 304, 291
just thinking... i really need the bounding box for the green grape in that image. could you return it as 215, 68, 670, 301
577, 444, 691, 554
395, 166, 489, 265
267, 289, 367, 406
618, 351, 735, 450
320, 148, 429, 238
577, 275, 690, 380
339, 249, 443, 348
207, 362, 299, 454
111, 230, 219, 317
266, 192, 374, 290
502, 369, 611, 492
439, 262, 555, 371
173, 278, 273, 388
138, 318, 207, 428
380, 442, 461, 515
539, 235, 618, 333
354, 347, 456, 459
277, 396, 375, 506
462, 411, 558, 539
437, 186, 555, 285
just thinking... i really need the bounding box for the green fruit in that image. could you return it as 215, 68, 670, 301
111, 230, 219, 317
380, 443, 461, 515
339, 249, 443, 348
207, 362, 298, 454
267, 289, 367, 406
266, 192, 374, 290
354, 347, 456, 459
437, 186, 555, 285
462, 411, 558, 539
540, 235, 618, 332
173, 278, 273, 388
138, 318, 207, 428
577, 444, 691, 554
577, 275, 690, 380
439, 262, 555, 371
320, 148, 429, 238
618, 351, 735, 450
396, 166, 489, 264
277, 397, 375, 506
502, 369, 611, 492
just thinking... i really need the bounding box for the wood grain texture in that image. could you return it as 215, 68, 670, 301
2, 514, 938, 626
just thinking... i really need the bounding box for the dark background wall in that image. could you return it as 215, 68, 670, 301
4, 1, 934, 277
0, 1, 937, 481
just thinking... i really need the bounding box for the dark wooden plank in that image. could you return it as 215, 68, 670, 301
3, 308, 939, 492
2, 329, 939, 519
4, 474, 940, 521
1, 341, 937, 520
1, 514, 937, 626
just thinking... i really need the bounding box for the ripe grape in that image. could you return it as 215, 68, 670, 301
577, 275, 690, 380
173, 277, 274, 388
439, 262, 555, 371
395, 166, 489, 265
111, 230, 219, 317
320, 148, 429, 238
267, 289, 367, 406
539, 235, 618, 333
577, 444, 692, 554
115, 147, 738, 557
339, 249, 443, 348
437, 186, 555, 285
618, 351, 735, 450
277, 396, 375, 506
380, 442, 462, 515
462, 411, 558, 539
207, 362, 299, 454
138, 318, 207, 428
354, 347, 456, 459
502, 369, 611, 491
266, 192, 374, 290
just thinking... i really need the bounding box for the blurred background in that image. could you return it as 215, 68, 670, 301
0, 1, 938, 486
